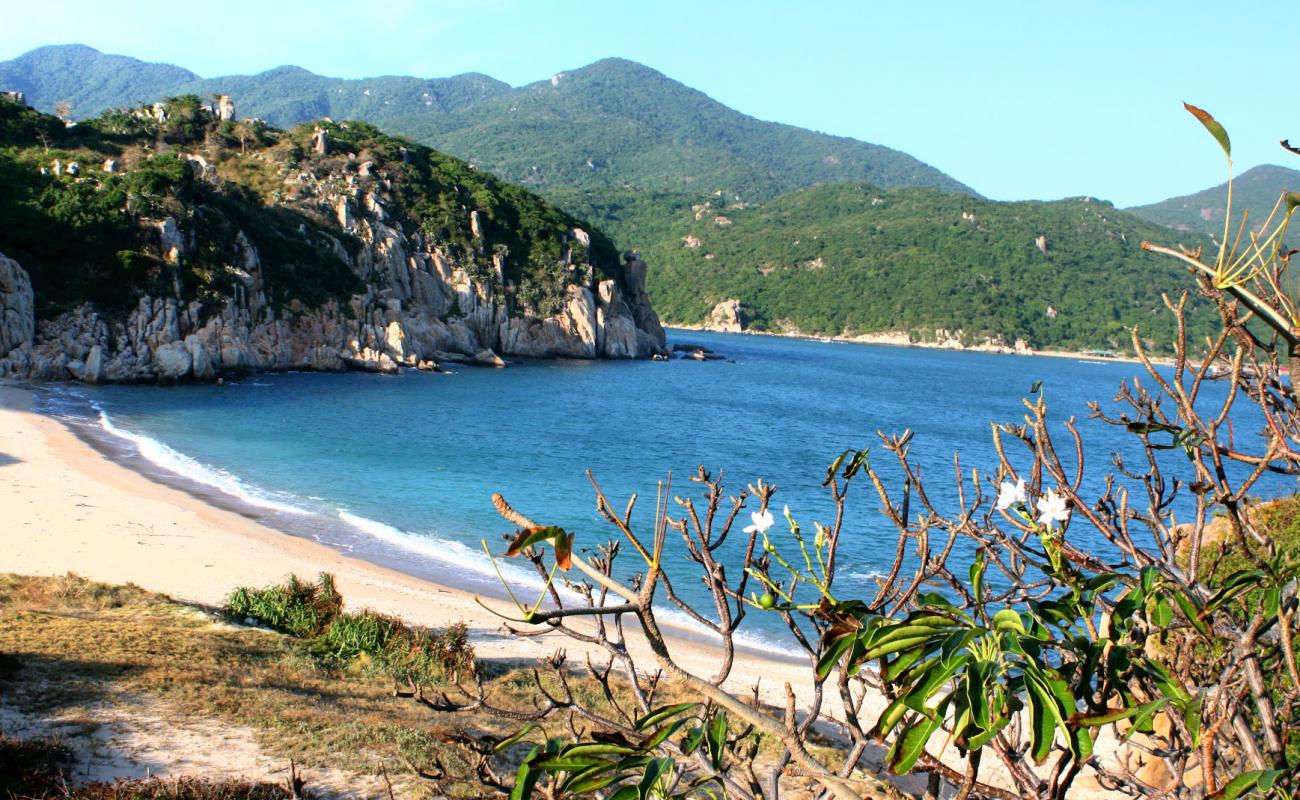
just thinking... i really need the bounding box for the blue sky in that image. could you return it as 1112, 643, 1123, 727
2, 1, 1294, 206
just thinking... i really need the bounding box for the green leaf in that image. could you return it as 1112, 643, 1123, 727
882, 646, 930, 683
1184, 102, 1231, 158
816, 634, 857, 680
607, 787, 640, 800
1075, 698, 1168, 727
887, 704, 945, 774
970, 549, 986, 608
494, 723, 537, 753
634, 702, 699, 731
505, 525, 574, 570
560, 763, 621, 795
1184, 694, 1203, 748
560, 743, 640, 759
993, 609, 1026, 634
510, 746, 542, 800
1149, 596, 1173, 628
903, 654, 971, 714
637, 757, 675, 799
680, 725, 705, 755
1205, 569, 1267, 613
643, 719, 687, 751
1285, 192, 1300, 211
1170, 589, 1210, 636
533, 754, 605, 772
706, 712, 728, 769
1210, 769, 1285, 800
1025, 679, 1055, 763
964, 713, 1011, 751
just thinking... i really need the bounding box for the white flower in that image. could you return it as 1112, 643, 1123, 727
995, 478, 1027, 511
1035, 490, 1070, 527
744, 509, 775, 535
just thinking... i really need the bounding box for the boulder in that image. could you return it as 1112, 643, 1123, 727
82, 346, 106, 384
186, 336, 214, 381
216, 95, 235, 121
707, 299, 747, 333
471, 349, 506, 368
0, 252, 35, 355
153, 341, 193, 380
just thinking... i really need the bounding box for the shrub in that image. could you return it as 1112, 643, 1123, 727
225, 574, 474, 685
224, 573, 341, 638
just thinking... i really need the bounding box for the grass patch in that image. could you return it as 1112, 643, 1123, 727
225, 574, 475, 685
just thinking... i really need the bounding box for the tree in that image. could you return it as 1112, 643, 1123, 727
400, 106, 1299, 799
53, 100, 72, 121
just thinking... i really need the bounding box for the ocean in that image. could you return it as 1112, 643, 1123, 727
34, 330, 1294, 652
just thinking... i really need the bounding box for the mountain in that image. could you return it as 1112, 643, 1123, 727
0, 96, 666, 384
0, 45, 511, 124
0, 46, 975, 201
383, 58, 975, 199
555, 183, 1215, 354
1126, 164, 1300, 237
0, 44, 199, 117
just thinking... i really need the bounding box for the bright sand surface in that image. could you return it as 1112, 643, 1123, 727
0, 381, 1123, 796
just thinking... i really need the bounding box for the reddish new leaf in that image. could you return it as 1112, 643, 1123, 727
1184, 103, 1231, 158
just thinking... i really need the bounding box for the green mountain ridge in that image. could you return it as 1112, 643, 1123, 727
1125, 163, 1300, 237
0, 45, 512, 127
0, 45, 975, 201
559, 182, 1216, 353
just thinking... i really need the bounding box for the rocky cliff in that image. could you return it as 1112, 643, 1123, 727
0, 97, 667, 383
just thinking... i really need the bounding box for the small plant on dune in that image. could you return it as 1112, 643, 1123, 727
224, 574, 474, 685
225, 573, 342, 638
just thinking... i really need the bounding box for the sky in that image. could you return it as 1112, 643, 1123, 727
1, 0, 1295, 206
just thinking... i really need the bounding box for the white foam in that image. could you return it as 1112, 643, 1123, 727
336, 510, 792, 657
94, 407, 310, 516
337, 509, 549, 591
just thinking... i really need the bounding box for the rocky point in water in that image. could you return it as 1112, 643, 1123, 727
0, 95, 667, 383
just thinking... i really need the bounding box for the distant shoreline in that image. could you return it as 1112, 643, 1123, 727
665, 324, 1173, 367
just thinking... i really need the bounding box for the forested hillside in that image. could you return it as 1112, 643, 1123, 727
558, 183, 1215, 352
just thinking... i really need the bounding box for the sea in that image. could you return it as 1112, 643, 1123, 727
33, 330, 1295, 654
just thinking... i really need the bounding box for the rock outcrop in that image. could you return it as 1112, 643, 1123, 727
706, 298, 748, 333
0, 179, 668, 384
0, 253, 35, 355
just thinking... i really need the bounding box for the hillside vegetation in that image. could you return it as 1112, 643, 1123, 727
559, 183, 1217, 352
0, 94, 618, 321
1126, 163, 1300, 237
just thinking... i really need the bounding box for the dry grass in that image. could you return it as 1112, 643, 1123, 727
0, 574, 875, 799
0, 575, 524, 795
0, 575, 725, 798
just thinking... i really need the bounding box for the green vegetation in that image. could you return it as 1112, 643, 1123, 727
225, 573, 475, 685
1, 47, 973, 203
1127, 163, 1300, 237
0, 95, 617, 321
561, 183, 1216, 352
385, 58, 973, 200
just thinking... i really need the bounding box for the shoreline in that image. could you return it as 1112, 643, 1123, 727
666, 324, 1174, 366
0, 380, 808, 677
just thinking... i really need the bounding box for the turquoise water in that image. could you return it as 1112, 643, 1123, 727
41, 330, 1293, 649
